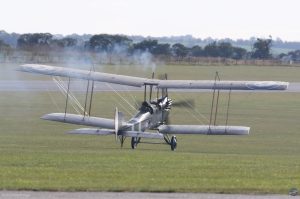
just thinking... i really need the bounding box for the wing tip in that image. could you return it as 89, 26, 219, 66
247, 81, 289, 90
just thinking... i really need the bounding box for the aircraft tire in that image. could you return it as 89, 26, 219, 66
170, 136, 177, 151
131, 137, 138, 149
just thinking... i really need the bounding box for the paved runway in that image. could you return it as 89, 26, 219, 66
0, 80, 300, 92
0, 191, 299, 199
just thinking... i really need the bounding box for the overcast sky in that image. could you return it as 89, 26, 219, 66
1, 0, 299, 41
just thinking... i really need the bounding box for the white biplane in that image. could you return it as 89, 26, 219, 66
19, 64, 289, 150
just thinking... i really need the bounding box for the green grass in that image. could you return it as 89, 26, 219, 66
1, 91, 300, 193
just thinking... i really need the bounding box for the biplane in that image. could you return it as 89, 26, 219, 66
19, 64, 289, 151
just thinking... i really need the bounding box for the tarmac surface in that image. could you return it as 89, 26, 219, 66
0, 80, 300, 92
0, 191, 299, 199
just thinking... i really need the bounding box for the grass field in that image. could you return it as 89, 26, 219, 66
0, 63, 300, 193
0, 89, 300, 193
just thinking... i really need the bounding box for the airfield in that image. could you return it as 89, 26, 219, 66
0, 63, 300, 195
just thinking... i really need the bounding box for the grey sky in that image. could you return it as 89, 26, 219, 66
1, 0, 299, 41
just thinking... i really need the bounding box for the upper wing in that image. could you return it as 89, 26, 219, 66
158, 125, 250, 135
19, 64, 146, 87
157, 80, 289, 90
19, 64, 289, 90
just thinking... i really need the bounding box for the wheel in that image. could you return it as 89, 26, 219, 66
170, 136, 177, 151
131, 137, 138, 149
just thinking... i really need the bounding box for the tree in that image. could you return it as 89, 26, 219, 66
51, 37, 77, 49
0, 39, 10, 50
0, 39, 12, 59
190, 45, 203, 57
218, 42, 233, 58
231, 47, 247, 59
132, 39, 158, 53
0, 39, 11, 56
288, 50, 300, 61
251, 38, 272, 59
151, 43, 170, 56
203, 42, 219, 57
171, 43, 189, 57
17, 33, 53, 50
88, 34, 132, 52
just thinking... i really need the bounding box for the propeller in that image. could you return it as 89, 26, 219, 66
171, 99, 195, 109
158, 73, 194, 109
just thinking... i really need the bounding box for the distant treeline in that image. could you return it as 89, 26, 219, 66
0, 30, 300, 64
1, 30, 300, 50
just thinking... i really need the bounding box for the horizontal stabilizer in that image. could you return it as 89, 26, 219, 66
123, 131, 164, 139
67, 128, 114, 135
158, 125, 250, 135
41, 113, 117, 129
19, 64, 288, 90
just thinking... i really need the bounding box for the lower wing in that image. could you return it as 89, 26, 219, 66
158, 125, 250, 135
67, 128, 164, 139
41, 113, 117, 129
42, 113, 164, 139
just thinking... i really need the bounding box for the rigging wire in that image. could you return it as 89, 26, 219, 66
46, 88, 61, 112
121, 85, 140, 110
52, 77, 86, 115
105, 83, 137, 111
53, 78, 82, 114
108, 90, 134, 117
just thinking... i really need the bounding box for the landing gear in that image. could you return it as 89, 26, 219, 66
131, 135, 177, 151
170, 136, 177, 151
131, 137, 140, 149
163, 135, 178, 151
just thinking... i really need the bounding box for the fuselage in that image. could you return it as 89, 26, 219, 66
122, 97, 171, 132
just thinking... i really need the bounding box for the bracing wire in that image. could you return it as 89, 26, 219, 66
46, 88, 61, 112
52, 77, 87, 115
53, 78, 82, 114
121, 85, 140, 110
105, 83, 137, 112
56, 83, 82, 115
54, 78, 83, 110
53, 77, 84, 110
108, 90, 134, 117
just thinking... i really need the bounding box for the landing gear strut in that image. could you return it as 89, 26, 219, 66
131, 137, 140, 149
164, 135, 178, 151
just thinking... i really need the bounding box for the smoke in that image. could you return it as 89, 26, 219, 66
131, 50, 156, 72
1, 44, 163, 117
